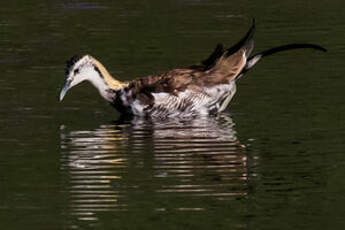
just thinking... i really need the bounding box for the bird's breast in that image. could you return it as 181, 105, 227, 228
113, 81, 237, 117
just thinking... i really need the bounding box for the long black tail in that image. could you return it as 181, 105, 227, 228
238, 43, 327, 78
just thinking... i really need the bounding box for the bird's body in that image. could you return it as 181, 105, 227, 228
60, 21, 326, 118
116, 72, 237, 117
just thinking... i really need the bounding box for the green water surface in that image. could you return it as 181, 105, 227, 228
0, 1, 344, 229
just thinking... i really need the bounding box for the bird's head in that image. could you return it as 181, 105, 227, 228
59, 54, 126, 102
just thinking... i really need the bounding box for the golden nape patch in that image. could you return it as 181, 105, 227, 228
91, 57, 128, 90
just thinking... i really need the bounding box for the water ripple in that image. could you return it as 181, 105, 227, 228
60, 114, 256, 221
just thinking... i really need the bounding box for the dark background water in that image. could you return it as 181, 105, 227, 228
1, 0, 344, 229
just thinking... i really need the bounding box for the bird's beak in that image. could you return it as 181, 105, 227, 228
59, 79, 72, 102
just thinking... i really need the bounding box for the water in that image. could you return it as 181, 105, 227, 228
1, 0, 345, 229
60, 116, 249, 224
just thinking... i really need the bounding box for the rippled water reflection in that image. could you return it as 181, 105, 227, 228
60, 114, 256, 221
1, 0, 344, 229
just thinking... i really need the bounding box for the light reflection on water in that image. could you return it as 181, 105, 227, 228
60, 114, 257, 222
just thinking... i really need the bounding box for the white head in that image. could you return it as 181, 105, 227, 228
60, 55, 125, 102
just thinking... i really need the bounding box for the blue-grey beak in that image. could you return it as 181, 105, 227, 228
59, 79, 72, 102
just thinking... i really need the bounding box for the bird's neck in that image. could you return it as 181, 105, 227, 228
90, 58, 128, 102
88, 75, 114, 102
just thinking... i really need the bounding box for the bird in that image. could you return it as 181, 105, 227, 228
59, 21, 326, 118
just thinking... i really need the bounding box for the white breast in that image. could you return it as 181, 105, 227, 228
121, 81, 237, 117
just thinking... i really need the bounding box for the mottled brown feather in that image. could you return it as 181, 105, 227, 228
122, 47, 246, 107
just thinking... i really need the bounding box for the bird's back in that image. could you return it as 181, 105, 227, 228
113, 50, 247, 117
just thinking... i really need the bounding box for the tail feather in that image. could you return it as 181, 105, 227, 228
257, 43, 326, 57
237, 43, 327, 78
190, 20, 326, 79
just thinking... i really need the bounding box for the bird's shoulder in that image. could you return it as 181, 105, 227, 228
125, 68, 205, 95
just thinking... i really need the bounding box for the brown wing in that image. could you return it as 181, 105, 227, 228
126, 48, 249, 106
127, 69, 200, 94
189, 19, 255, 72
188, 44, 225, 71
123, 69, 201, 107
201, 49, 247, 85
125, 20, 256, 105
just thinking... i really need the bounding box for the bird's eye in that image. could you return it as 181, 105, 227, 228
73, 68, 79, 75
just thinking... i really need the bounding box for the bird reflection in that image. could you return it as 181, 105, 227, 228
60, 113, 253, 221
